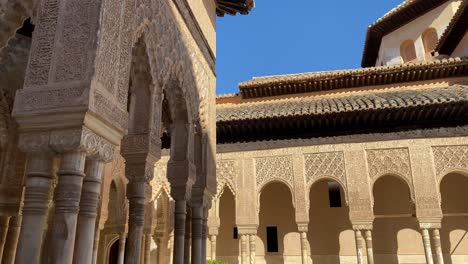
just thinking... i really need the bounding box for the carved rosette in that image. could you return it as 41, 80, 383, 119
255, 156, 294, 190
432, 145, 468, 179
366, 148, 412, 184
304, 151, 346, 188
215, 160, 236, 198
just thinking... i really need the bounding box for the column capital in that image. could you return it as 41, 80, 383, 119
237, 225, 258, 235
167, 160, 196, 200
297, 223, 308, 232
419, 221, 442, 230
352, 221, 373, 231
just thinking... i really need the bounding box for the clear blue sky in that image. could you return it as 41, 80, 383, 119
216, 0, 403, 94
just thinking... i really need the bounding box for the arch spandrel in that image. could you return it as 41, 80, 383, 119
432, 145, 468, 183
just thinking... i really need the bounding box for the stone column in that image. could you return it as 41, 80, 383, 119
0, 216, 10, 261
144, 234, 151, 264
354, 230, 364, 264
2, 215, 22, 264
184, 207, 191, 264
249, 234, 256, 264
15, 153, 54, 264
48, 150, 87, 264
74, 159, 105, 264
240, 234, 248, 264
431, 229, 444, 264
174, 200, 187, 264
298, 225, 309, 264
125, 181, 146, 264
210, 235, 217, 260
91, 224, 103, 264
140, 234, 146, 264
363, 230, 374, 264
421, 228, 434, 264
117, 233, 126, 264
191, 206, 203, 264
201, 208, 208, 263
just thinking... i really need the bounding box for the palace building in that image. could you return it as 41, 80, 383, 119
0, 0, 467, 264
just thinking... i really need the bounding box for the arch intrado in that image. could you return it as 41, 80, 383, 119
308, 177, 349, 206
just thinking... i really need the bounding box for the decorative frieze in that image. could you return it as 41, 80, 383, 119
255, 156, 293, 190
366, 148, 412, 183
432, 145, 468, 178
216, 160, 236, 196
304, 151, 346, 187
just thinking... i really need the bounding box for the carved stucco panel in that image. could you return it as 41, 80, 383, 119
304, 151, 346, 188
255, 155, 294, 191
216, 160, 236, 198
432, 145, 468, 179
366, 148, 413, 185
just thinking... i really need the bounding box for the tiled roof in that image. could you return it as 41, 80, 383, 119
362, 0, 450, 67
216, 0, 254, 16
239, 57, 468, 99
436, 0, 468, 55
217, 85, 468, 122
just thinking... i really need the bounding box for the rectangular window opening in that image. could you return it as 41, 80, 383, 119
233, 227, 238, 239
266, 226, 279, 253
328, 181, 342, 208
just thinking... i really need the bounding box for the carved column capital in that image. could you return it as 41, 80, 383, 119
167, 160, 196, 200
352, 222, 374, 231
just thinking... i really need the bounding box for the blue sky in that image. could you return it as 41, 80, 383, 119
216, 0, 403, 94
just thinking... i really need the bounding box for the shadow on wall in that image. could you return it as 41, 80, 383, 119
308, 179, 353, 264
217, 187, 239, 263
440, 173, 468, 264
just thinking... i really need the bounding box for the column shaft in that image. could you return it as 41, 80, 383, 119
48, 151, 86, 264
74, 159, 105, 264
363, 230, 374, 264
15, 154, 53, 264
140, 234, 146, 264
0, 216, 10, 261
144, 234, 151, 264
125, 182, 145, 264
2, 215, 21, 264
240, 234, 248, 264
431, 229, 444, 264
91, 226, 102, 264
300, 232, 308, 264
354, 230, 364, 264
210, 235, 217, 260
249, 234, 256, 264
191, 206, 203, 264
117, 233, 126, 264
173, 200, 187, 264
422, 228, 435, 264
201, 209, 207, 264
184, 207, 191, 264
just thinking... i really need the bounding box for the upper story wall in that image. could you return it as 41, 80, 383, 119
376, 0, 461, 66
187, 0, 217, 55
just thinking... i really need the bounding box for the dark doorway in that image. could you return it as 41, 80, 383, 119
109, 239, 119, 264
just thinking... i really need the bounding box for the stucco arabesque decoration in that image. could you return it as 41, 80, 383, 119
432, 145, 468, 179
215, 160, 236, 199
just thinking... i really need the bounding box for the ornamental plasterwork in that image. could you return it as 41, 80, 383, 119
366, 148, 412, 183
216, 160, 236, 197
304, 151, 346, 187
432, 145, 468, 179
255, 155, 294, 190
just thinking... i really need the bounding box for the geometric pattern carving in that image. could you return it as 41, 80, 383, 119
216, 160, 236, 196
255, 155, 293, 189
432, 145, 468, 178
304, 151, 346, 186
366, 148, 412, 182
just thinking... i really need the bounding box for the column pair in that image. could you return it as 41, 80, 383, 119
190, 206, 209, 264
239, 228, 257, 264
353, 226, 374, 264
420, 223, 444, 264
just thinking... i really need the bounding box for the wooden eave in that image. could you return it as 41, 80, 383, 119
435, 0, 468, 55
362, 0, 450, 67
216, 0, 254, 16
239, 58, 468, 99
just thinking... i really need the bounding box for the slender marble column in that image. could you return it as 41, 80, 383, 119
300, 232, 308, 264
144, 234, 151, 264
210, 235, 217, 260
117, 233, 126, 264
363, 230, 374, 264
125, 181, 146, 264
201, 209, 208, 264
249, 234, 256, 264
421, 228, 435, 264
354, 230, 364, 264
0, 216, 10, 261
15, 154, 54, 264
431, 229, 444, 264
191, 206, 203, 264
2, 215, 21, 264
140, 234, 146, 264
74, 159, 105, 264
173, 200, 187, 264
240, 234, 248, 264
48, 151, 86, 264
91, 225, 102, 264
184, 207, 191, 264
